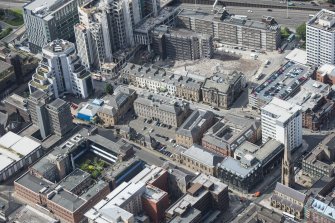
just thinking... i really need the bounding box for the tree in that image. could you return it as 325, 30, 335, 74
296, 23, 306, 42
105, 83, 113, 95
280, 27, 291, 39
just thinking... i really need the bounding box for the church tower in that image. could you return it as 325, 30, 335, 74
281, 127, 295, 187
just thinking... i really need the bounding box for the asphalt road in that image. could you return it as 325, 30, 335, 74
180, 4, 313, 30
0, 0, 27, 9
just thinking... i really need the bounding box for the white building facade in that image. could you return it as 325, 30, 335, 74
29, 39, 93, 99
306, 9, 335, 67
261, 98, 302, 151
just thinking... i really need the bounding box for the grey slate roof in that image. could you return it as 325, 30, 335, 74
274, 182, 307, 203
182, 144, 224, 167
177, 109, 214, 137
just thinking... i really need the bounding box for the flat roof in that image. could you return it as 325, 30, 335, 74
0, 131, 22, 148
285, 48, 307, 65
59, 169, 90, 193
250, 61, 312, 107
10, 136, 41, 156
179, 8, 279, 31
262, 97, 302, 124
307, 9, 335, 32
288, 79, 330, 112
0, 155, 15, 172
0, 132, 41, 171
219, 156, 261, 179
24, 0, 74, 18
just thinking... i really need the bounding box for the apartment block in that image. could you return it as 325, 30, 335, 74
75, 0, 142, 72
261, 98, 302, 151
23, 0, 85, 53
122, 63, 203, 100
176, 109, 215, 148
134, 94, 190, 127
177, 8, 281, 51
152, 25, 213, 61
28, 39, 93, 99
202, 72, 245, 109
307, 9, 335, 66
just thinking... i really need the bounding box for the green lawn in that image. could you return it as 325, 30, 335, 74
0, 9, 24, 26
0, 27, 13, 39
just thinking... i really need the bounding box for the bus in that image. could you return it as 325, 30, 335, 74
288, 34, 295, 42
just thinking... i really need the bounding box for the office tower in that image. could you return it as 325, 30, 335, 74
75, 0, 141, 71
307, 9, 335, 66
261, 98, 302, 151
29, 39, 93, 99
46, 98, 74, 137
27, 90, 53, 138
23, 0, 86, 53
27, 90, 74, 138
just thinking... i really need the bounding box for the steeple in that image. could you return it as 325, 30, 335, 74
281, 126, 295, 187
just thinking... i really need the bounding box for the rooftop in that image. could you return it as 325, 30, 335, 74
288, 79, 330, 112
154, 25, 212, 40
177, 109, 214, 138
303, 133, 335, 169
43, 39, 74, 55
130, 165, 167, 185
318, 64, 335, 77
122, 63, 202, 90
182, 144, 224, 167
168, 207, 201, 223
250, 61, 312, 108
202, 116, 260, 151
47, 98, 67, 110
219, 156, 261, 179
24, 0, 74, 19
85, 204, 133, 222
135, 94, 189, 115
178, 8, 279, 31
0, 132, 41, 171
135, 6, 180, 33
4, 94, 27, 111
235, 139, 283, 165
202, 72, 244, 94
274, 182, 306, 203
262, 97, 302, 124
59, 169, 90, 193
143, 184, 167, 202
307, 9, 335, 32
